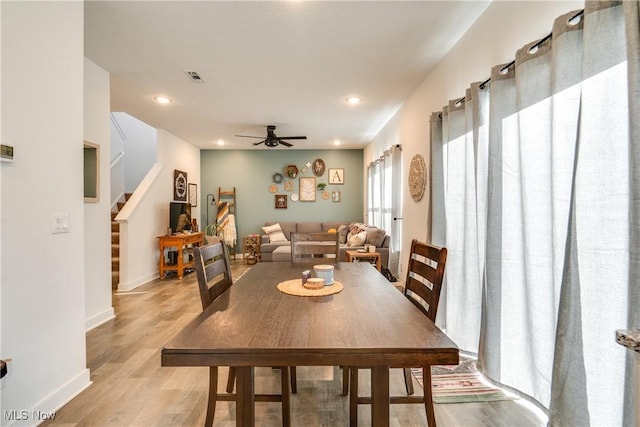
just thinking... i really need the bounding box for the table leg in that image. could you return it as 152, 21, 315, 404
176, 246, 184, 279
158, 241, 165, 279
370, 365, 390, 427
235, 366, 255, 427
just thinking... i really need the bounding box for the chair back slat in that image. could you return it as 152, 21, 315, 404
290, 232, 339, 262
403, 239, 447, 322
194, 242, 233, 310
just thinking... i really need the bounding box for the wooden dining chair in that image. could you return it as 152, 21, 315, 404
348, 239, 448, 427
290, 232, 339, 262
194, 242, 293, 427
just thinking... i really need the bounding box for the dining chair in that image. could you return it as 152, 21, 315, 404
194, 242, 293, 427
348, 239, 448, 426
290, 232, 339, 262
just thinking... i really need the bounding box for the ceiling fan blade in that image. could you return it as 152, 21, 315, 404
278, 136, 307, 140
278, 140, 293, 147
235, 134, 264, 139
252, 140, 266, 146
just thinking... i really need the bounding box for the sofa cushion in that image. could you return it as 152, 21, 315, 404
337, 224, 350, 244
366, 227, 386, 247
347, 230, 367, 247
297, 222, 322, 233
262, 223, 287, 243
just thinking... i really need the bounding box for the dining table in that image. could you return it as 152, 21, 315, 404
161, 261, 459, 426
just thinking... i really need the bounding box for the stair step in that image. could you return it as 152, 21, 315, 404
111, 222, 119, 232
125, 192, 133, 201
112, 244, 119, 257
111, 271, 119, 289
112, 232, 119, 244
112, 257, 119, 270
111, 211, 118, 221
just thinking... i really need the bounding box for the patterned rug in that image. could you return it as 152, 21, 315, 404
411, 357, 516, 404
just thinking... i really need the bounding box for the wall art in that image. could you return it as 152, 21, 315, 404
188, 183, 197, 207
174, 169, 188, 201
328, 168, 344, 184
299, 177, 316, 201
312, 158, 325, 177
275, 194, 288, 209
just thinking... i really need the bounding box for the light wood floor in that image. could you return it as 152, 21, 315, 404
43, 260, 546, 426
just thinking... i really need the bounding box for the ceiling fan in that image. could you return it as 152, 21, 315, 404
235, 125, 307, 148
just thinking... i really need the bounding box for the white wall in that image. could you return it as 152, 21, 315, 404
84, 58, 115, 331
117, 129, 200, 291
365, 0, 584, 273
0, 1, 90, 423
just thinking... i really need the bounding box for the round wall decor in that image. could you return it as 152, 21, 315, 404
408, 154, 427, 202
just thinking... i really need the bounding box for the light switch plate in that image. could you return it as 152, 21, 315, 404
52, 213, 70, 234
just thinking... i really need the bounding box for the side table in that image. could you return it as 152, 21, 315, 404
242, 235, 261, 265
345, 250, 382, 272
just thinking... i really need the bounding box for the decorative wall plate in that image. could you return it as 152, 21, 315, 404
291, 193, 299, 202
269, 184, 278, 193
408, 154, 427, 202
322, 191, 330, 200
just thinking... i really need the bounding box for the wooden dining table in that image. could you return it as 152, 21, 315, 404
161, 262, 459, 426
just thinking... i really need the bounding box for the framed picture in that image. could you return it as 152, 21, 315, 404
299, 177, 316, 201
312, 158, 325, 177
188, 183, 197, 207
275, 194, 288, 209
332, 188, 341, 202
284, 181, 293, 191
328, 168, 344, 185
174, 169, 188, 201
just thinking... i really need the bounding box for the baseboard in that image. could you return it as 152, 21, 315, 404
117, 272, 158, 292
4, 369, 91, 426
85, 307, 116, 332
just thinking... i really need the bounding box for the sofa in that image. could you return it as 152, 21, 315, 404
260, 221, 391, 268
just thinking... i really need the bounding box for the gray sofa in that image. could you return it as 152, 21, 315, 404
260, 221, 391, 268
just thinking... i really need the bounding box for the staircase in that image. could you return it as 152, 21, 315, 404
111, 193, 132, 289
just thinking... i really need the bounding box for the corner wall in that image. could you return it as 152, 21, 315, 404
1, 1, 90, 422
365, 0, 583, 273
84, 58, 115, 331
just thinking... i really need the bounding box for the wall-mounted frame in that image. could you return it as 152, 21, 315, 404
275, 194, 288, 209
332, 188, 342, 203
189, 183, 198, 207
312, 158, 325, 177
284, 181, 293, 191
299, 177, 316, 201
84, 141, 100, 203
174, 170, 188, 201
328, 168, 344, 185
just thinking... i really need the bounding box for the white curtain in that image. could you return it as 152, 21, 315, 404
367, 145, 402, 273
431, 2, 638, 424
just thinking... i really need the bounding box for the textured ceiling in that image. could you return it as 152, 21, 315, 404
84, 1, 489, 149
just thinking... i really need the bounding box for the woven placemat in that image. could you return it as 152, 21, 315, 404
277, 279, 344, 297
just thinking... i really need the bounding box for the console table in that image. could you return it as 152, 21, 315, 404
345, 250, 382, 272
158, 232, 204, 279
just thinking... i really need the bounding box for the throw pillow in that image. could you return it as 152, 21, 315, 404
327, 228, 337, 234
347, 230, 367, 247
337, 224, 349, 244
366, 227, 386, 247
262, 223, 288, 243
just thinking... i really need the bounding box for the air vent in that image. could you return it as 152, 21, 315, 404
183, 70, 205, 83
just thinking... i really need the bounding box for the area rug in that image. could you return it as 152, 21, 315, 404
411, 358, 516, 404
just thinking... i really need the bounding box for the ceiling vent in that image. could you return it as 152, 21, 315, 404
183, 70, 205, 83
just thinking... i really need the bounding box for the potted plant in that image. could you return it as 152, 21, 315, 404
317, 182, 327, 191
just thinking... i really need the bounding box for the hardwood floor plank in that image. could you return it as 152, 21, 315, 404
42, 261, 545, 426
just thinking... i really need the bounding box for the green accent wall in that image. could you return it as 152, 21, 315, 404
200, 149, 364, 241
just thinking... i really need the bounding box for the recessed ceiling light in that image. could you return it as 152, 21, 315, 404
333, 139, 342, 146
346, 96, 361, 105
216, 139, 225, 146
154, 96, 172, 104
